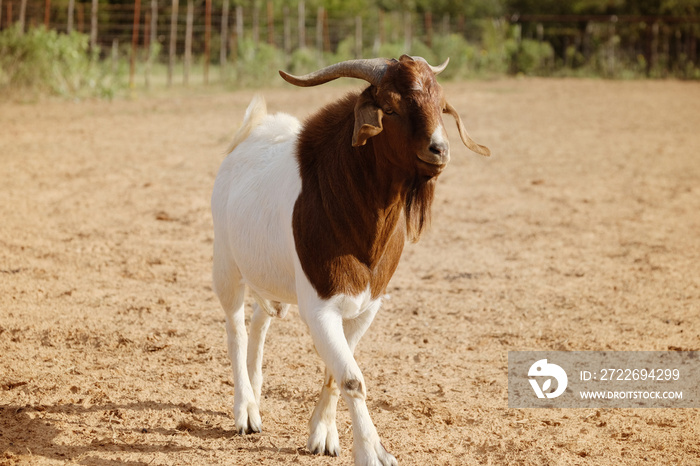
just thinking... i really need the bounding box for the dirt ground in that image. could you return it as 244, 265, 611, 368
1, 78, 699, 465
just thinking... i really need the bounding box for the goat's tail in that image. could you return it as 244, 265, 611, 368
225, 94, 267, 155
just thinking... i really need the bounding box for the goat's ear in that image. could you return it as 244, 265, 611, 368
445, 102, 490, 157
352, 92, 384, 147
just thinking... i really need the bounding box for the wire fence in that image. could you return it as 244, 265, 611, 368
3, 0, 700, 87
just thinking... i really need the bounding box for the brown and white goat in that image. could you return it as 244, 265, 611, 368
211, 55, 489, 465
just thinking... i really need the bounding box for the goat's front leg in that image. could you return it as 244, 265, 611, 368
302, 302, 397, 466
308, 305, 381, 458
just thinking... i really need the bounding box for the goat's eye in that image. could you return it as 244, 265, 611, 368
383, 107, 394, 115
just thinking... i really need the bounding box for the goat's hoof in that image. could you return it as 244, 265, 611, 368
308, 421, 340, 457
233, 401, 262, 435
354, 440, 397, 466
236, 422, 261, 435
308, 443, 340, 457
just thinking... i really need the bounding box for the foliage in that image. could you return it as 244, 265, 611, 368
430, 34, 478, 79
287, 47, 320, 75
512, 39, 554, 75
228, 39, 287, 86
0, 26, 121, 99
219, 0, 700, 19
474, 19, 512, 76
3, 1, 698, 98
506, 0, 700, 15
333, 36, 359, 62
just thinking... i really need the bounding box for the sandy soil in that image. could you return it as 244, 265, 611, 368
1, 78, 699, 465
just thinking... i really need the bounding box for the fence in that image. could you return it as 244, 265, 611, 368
2, 0, 700, 87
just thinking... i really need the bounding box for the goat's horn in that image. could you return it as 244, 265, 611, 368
279, 58, 389, 87
411, 56, 450, 75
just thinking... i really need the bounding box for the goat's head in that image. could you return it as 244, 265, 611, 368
280, 55, 490, 178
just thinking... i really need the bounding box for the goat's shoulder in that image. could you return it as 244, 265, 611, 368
297, 92, 360, 159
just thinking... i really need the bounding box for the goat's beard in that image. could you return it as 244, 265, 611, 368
404, 175, 436, 243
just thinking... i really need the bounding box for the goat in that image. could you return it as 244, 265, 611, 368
211, 55, 489, 465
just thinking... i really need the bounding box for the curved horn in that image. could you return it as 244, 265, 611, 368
279, 58, 390, 87
411, 56, 450, 75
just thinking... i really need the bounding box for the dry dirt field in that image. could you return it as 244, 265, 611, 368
1, 78, 699, 465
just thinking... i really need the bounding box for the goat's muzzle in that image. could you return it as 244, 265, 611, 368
417, 128, 451, 167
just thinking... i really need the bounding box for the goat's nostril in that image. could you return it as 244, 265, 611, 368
429, 142, 448, 156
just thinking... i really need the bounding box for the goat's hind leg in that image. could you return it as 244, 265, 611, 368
215, 278, 261, 435
247, 302, 272, 405
248, 293, 289, 404
308, 367, 340, 456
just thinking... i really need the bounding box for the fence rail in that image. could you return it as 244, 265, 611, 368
2, 0, 699, 87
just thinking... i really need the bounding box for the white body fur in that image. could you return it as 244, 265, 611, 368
211, 96, 397, 465
212, 96, 300, 305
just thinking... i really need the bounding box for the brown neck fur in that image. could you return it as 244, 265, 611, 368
292, 91, 436, 299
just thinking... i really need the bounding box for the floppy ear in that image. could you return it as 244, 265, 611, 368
445, 102, 490, 157
352, 91, 384, 147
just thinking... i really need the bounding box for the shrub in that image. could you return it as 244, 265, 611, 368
226, 39, 287, 87
430, 34, 478, 79
0, 26, 120, 99
512, 39, 555, 75
474, 19, 513, 76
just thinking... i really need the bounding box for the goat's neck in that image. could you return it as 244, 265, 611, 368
292, 94, 433, 299
325, 141, 408, 262
292, 148, 409, 299
293, 157, 403, 299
